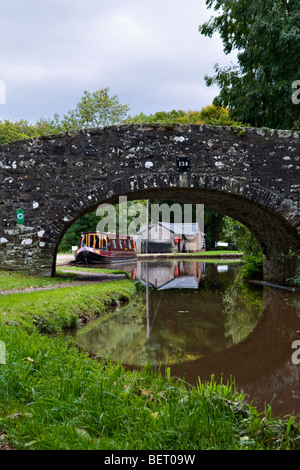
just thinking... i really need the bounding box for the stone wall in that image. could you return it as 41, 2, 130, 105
0, 123, 299, 284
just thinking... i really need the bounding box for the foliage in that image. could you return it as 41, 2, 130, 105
0, 104, 243, 147
220, 216, 262, 257
219, 217, 263, 280
222, 277, 263, 344
34, 115, 64, 136
241, 255, 264, 281
34, 88, 130, 134
199, 0, 300, 129
204, 209, 224, 250
55, 88, 130, 131
0, 119, 39, 145
59, 211, 100, 252
125, 105, 244, 127
0, 88, 129, 146
0, 116, 73, 145
287, 256, 300, 286
197, 104, 244, 126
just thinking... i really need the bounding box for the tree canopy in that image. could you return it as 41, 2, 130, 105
199, 0, 300, 130
57, 88, 130, 131
0, 88, 130, 145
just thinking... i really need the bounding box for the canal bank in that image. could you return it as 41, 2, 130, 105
0, 267, 300, 450
137, 251, 243, 260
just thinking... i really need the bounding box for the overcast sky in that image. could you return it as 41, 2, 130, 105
0, 0, 236, 123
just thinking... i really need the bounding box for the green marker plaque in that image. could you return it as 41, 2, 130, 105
16, 209, 24, 224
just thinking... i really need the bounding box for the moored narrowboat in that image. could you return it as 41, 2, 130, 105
74, 232, 137, 264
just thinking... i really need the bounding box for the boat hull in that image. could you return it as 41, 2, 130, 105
75, 247, 137, 265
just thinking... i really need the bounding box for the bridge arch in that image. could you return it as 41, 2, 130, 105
0, 124, 299, 285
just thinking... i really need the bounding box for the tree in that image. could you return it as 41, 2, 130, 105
220, 216, 261, 256
59, 211, 100, 252
0, 119, 40, 145
0, 88, 130, 146
0, 117, 65, 145
199, 0, 300, 129
58, 88, 130, 131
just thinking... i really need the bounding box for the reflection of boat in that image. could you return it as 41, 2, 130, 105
75, 232, 137, 264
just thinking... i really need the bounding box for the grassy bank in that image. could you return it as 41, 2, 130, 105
0, 278, 135, 334
0, 271, 300, 450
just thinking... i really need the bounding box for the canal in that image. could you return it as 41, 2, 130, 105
74, 259, 300, 418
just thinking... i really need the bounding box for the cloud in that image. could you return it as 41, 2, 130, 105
0, 0, 236, 122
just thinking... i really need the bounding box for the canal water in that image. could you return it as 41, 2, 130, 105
74, 260, 300, 418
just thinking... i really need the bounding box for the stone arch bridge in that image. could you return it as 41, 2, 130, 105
0, 123, 299, 285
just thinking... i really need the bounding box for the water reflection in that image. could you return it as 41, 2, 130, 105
136, 260, 204, 289
76, 261, 261, 365
74, 260, 300, 417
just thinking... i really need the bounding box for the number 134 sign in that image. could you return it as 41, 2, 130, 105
176, 157, 190, 172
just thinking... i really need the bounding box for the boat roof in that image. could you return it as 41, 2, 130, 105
80, 232, 133, 238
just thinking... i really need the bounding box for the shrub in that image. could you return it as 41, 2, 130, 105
241, 255, 263, 281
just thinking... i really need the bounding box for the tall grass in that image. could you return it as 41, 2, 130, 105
0, 275, 299, 450
1, 322, 299, 450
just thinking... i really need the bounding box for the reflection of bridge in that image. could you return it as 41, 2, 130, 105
0, 124, 299, 284
136, 260, 204, 289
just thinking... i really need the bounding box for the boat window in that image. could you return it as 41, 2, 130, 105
128, 240, 132, 249
119, 240, 123, 249
89, 234, 95, 248
112, 240, 116, 249
102, 236, 108, 250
